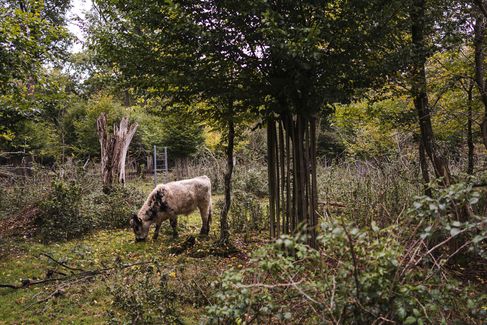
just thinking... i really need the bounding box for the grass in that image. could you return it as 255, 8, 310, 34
0, 203, 249, 324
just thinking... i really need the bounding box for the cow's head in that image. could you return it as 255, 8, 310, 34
130, 189, 169, 242
130, 212, 151, 242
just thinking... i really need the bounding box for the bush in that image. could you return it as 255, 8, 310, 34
230, 190, 267, 233
233, 166, 268, 198
410, 179, 487, 261
34, 177, 144, 242
88, 185, 144, 230
205, 222, 486, 324
317, 160, 421, 227
0, 172, 50, 220
107, 264, 183, 324
37, 180, 93, 242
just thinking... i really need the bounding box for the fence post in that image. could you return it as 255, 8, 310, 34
153, 145, 157, 187
164, 146, 168, 183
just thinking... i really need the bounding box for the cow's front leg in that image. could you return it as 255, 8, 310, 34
170, 216, 178, 238
153, 222, 162, 240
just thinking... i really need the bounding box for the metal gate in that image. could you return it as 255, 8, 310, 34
153, 145, 168, 186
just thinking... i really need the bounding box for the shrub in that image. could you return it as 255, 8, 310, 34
0, 176, 50, 220
34, 177, 144, 242
317, 160, 421, 227
230, 190, 267, 233
410, 179, 487, 262
88, 185, 144, 230
205, 222, 486, 324
233, 166, 268, 198
107, 264, 183, 324
37, 180, 93, 242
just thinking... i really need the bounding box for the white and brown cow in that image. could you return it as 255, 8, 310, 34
130, 176, 212, 241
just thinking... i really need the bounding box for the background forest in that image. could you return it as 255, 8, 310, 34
0, 0, 486, 324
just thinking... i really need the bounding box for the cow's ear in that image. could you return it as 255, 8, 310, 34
155, 189, 164, 203
130, 213, 140, 226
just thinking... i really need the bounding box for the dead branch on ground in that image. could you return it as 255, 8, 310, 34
0, 253, 153, 290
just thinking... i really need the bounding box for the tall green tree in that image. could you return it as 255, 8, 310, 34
88, 0, 259, 243
0, 0, 71, 148
88, 0, 417, 245
409, 0, 452, 188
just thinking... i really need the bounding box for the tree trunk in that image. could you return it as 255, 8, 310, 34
410, 0, 451, 187
278, 119, 286, 235
284, 116, 291, 235
267, 118, 277, 238
467, 81, 475, 175
96, 113, 138, 192
219, 118, 234, 244
309, 116, 318, 248
418, 139, 432, 196
267, 112, 319, 245
474, 15, 487, 151
96, 113, 114, 191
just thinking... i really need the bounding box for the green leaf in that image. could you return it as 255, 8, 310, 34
472, 235, 485, 244
404, 316, 416, 324
397, 307, 406, 319
469, 197, 479, 205
450, 228, 461, 237
451, 221, 461, 227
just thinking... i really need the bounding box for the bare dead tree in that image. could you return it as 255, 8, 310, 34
96, 113, 138, 192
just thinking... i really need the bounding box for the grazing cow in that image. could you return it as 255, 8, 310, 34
130, 176, 212, 241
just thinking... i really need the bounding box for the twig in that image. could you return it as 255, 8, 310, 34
0, 260, 153, 290
1, 276, 71, 289
443, 239, 473, 265
287, 275, 322, 311
191, 279, 213, 306
40, 253, 87, 272
0, 284, 20, 289
339, 216, 362, 305
415, 223, 485, 265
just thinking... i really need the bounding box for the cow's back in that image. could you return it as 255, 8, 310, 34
163, 176, 211, 215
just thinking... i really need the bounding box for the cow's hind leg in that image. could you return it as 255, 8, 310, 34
170, 216, 178, 238
199, 203, 211, 236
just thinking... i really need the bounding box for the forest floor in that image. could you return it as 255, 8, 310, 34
0, 196, 263, 324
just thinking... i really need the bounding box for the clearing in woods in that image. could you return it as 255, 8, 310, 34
0, 193, 259, 324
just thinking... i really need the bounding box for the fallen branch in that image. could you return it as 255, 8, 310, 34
0, 257, 153, 290
40, 253, 87, 272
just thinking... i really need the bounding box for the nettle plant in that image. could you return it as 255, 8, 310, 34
410, 179, 487, 260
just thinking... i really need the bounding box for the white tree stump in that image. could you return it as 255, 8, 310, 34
96, 113, 138, 191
